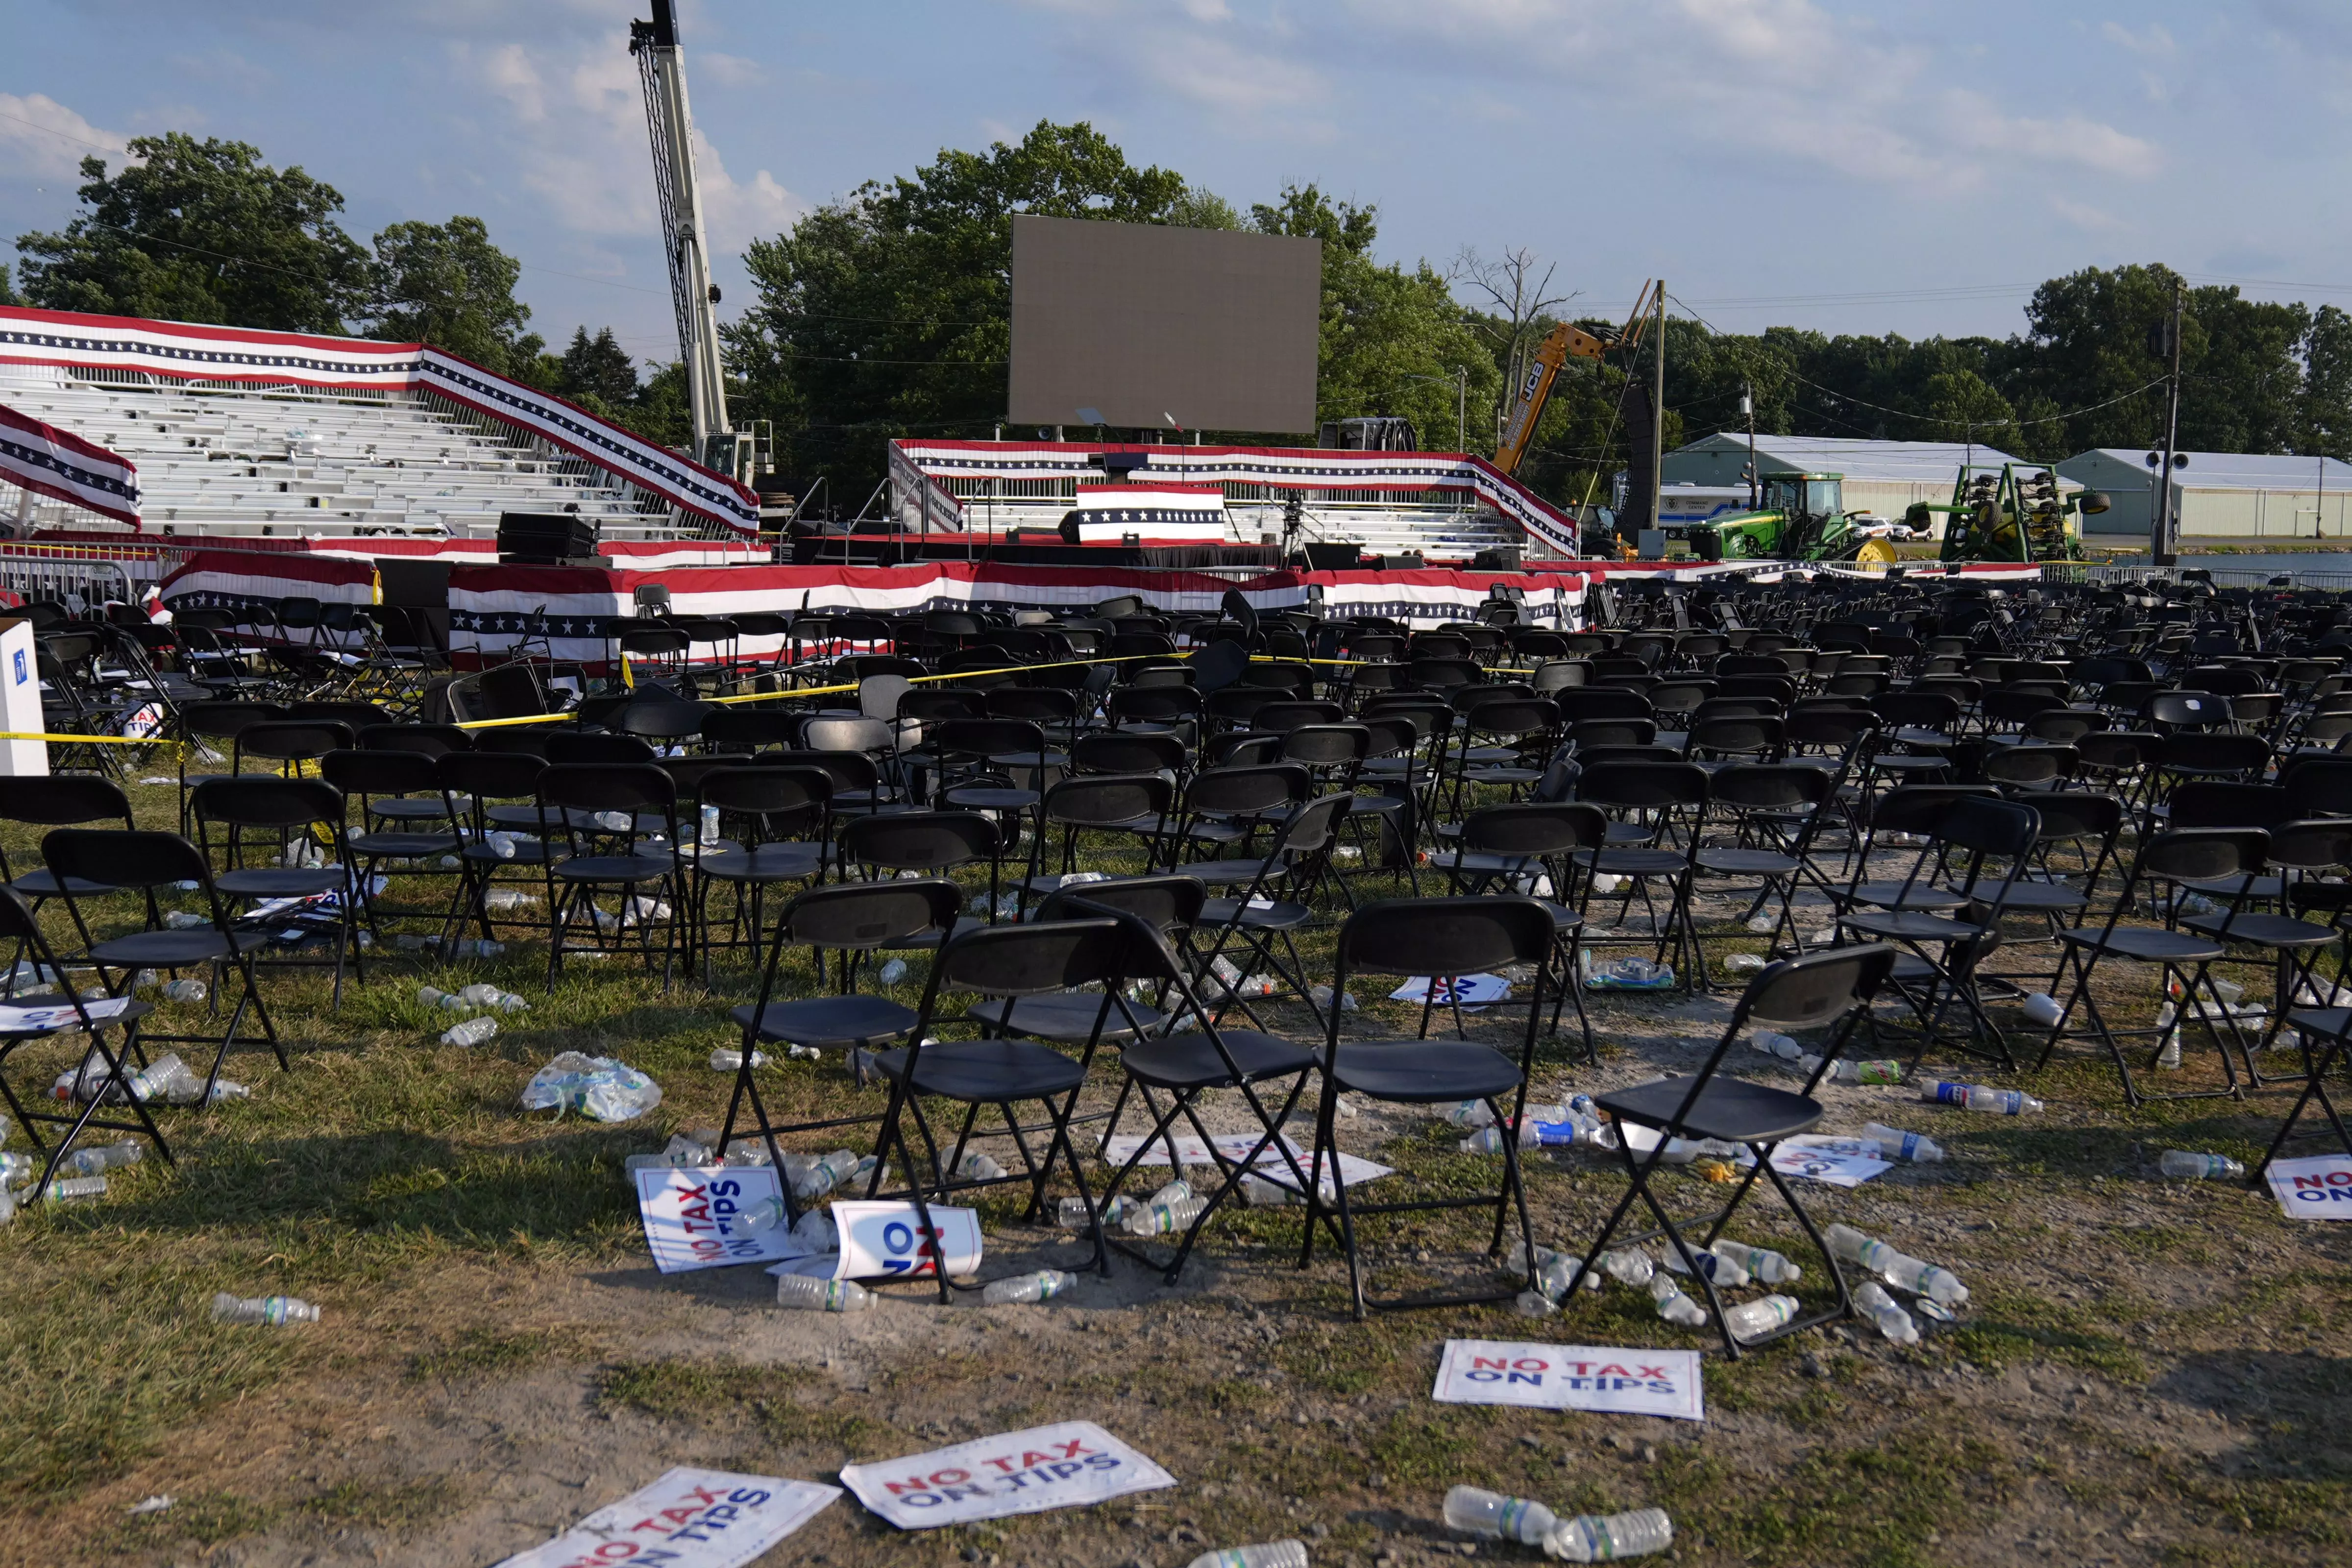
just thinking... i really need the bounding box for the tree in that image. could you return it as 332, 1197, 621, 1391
13, 132, 367, 332
2303, 304, 2352, 461
361, 216, 539, 375
557, 327, 642, 406
0, 263, 16, 308
1452, 246, 1576, 446
1251, 184, 1499, 454
729, 121, 1191, 499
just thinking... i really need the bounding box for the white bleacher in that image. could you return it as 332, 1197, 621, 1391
933, 490, 1524, 564
0, 367, 709, 541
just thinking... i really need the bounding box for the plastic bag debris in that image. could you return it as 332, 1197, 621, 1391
519, 1051, 662, 1122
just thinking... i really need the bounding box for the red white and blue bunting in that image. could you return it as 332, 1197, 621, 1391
0, 400, 140, 525
0, 307, 760, 537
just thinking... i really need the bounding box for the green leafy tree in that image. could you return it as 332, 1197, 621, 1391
361, 216, 540, 376
557, 326, 642, 406
730, 121, 1190, 498
0, 263, 17, 308
2302, 304, 2352, 460
13, 132, 367, 332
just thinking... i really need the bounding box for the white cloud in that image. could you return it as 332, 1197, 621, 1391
696, 50, 766, 88
458, 37, 802, 247
0, 93, 130, 180
2049, 194, 2127, 232
2101, 21, 2176, 56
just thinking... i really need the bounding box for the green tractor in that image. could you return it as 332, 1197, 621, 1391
1666, 471, 1896, 565
1908, 463, 2109, 565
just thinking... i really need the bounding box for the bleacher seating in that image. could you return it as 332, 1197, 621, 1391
0, 367, 701, 542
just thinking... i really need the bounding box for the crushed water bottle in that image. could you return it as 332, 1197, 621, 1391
1127, 1192, 1210, 1237
1796, 1053, 1905, 1085
418, 986, 470, 1012
159, 979, 206, 1003
1580, 953, 1675, 991
624, 1135, 717, 1173
1711, 1237, 1802, 1285
774, 1275, 874, 1312
460, 983, 528, 1012
1515, 1289, 1560, 1318
789, 1206, 839, 1253
519, 1052, 663, 1121
1598, 1246, 1655, 1286
877, 958, 910, 984
1752, 1030, 1802, 1061
1183, 1541, 1308, 1568
59, 1140, 143, 1176
1723, 1293, 1801, 1343
1239, 1174, 1304, 1208
1506, 1239, 1599, 1301
980, 1269, 1074, 1305
1921, 1081, 2041, 1115
482, 886, 539, 911
1650, 1273, 1707, 1326
785, 1149, 872, 1202
2160, 1150, 2246, 1180
1854, 1280, 1920, 1345
440, 1017, 497, 1048
211, 1292, 319, 1325
1824, 1223, 1968, 1305
34, 1175, 106, 1202
954, 1151, 1009, 1182
1862, 1122, 1944, 1162
1725, 952, 1767, 974
708, 1047, 770, 1072
1444, 1486, 1558, 1547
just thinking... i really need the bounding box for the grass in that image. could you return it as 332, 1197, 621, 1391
1, 776, 2348, 1565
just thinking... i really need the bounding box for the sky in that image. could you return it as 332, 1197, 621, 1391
4, 0, 2350, 374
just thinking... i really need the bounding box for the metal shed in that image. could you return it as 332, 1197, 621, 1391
1662, 434, 2037, 524
2056, 449, 2352, 540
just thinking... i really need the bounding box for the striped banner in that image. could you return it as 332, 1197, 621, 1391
0, 400, 140, 525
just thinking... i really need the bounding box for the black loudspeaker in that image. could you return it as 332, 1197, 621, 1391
498, 511, 600, 564
1619, 387, 1655, 543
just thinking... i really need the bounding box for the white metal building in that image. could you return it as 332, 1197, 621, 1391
2057, 449, 2352, 540
1662, 434, 2035, 523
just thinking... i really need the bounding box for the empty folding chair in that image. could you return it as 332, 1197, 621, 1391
191, 776, 366, 1010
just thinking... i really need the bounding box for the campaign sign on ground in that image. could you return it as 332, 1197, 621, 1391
1097, 1130, 1392, 1193
635, 1167, 803, 1274
2264, 1154, 2352, 1220
1754, 1138, 1890, 1188
1389, 974, 1512, 1011
493, 1466, 839, 1568
0, 994, 131, 1031
1432, 1340, 1705, 1422
831, 1200, 983, 1280
838, 1421, 1176, 1530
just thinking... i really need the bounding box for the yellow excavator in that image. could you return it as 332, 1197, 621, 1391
1492, 280, 1659, 476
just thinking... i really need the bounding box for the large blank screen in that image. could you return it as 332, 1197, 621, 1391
1008, 214, 1321, 434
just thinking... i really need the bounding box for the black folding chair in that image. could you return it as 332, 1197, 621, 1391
1568, 944, 1898, 1358
46, 828, 289, 1104
537, 763, 686, 991
190, 776, 366, 1010
1429, 800, 1600, 1056
864, 916, 1131, 1298
1302, 894, 1554, 1319
0, 884, 171, 1191
690, 764, 832, 979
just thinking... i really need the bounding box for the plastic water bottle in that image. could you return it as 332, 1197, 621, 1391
1797, 1053, 1905, 1084
1598, 1247, 1655, 1286
1239, 1174, 1304, 1208
211, 1292, 319, 1325
877, 958, 910, 985
774, 1275, 874, 1312
1058, 1194, 1140, 1228
954, 1151, 1009, 1182
1183, 1542, 1308, 1568
160, 978, 207, 1002
1515, 1289, 1560, 1318
700, 805, 722, 846
1922, 1081, 2041, 1115
788, 1206, 838, 1252
1183, 1542, 1306, 1568
60, 1140, 143, 1176
786, 1149, 871, 1202
460, 983, 528, 1012
2160, 1150, 2246, 1180
625, 1135, 716, 1173
1128, 1192, 1210, 1236
1710, 1238, 1802, 1285
1658, 1241, 1751, 1289
1862, 1122, 1944, 1162
1650, 1273, 1707, 1326
482, 886, 538, 911
709, 1047, 770, 1072
981, 1269, 1074, 1305
486, 831, 521, 859
1854, 1280, 1920, 1345
34, 1175, 107, 1202
1723, 1293, 1801, 1343
1443, 1486, 1557, 1546
1726, 952, 1766, 974
1546, 1509, 1675, 1562
1824, 1223, 1969, 1305
163, 910, 209, 930
441, 1017, 497, 1047
1507, 1239, 1598, 1300
1752, 1029, 1802, 1060
418, 986, 469, 1012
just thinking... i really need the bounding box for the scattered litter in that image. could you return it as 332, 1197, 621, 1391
440, 1017, 497, 1048
2021, 992, 2066, 1028
1649, 1272, 1707, 1326
624, 1134, 717, 1173
1854, 1281, 1920, 1345
1185, 1542, 1307, 1568
1307, 983, 1360, 1012
837, 1421, 1175, 1529
1862, 1122, 1944, 1162
57, 1140, 142, 1176
1825, 1223, 1968, 1305
1725, 952, 1766, 974
211, 1292, 319, 1325
520, 1052, 662, 1121
1578, 953, 1675, 991
877, 958, 910, 985
1444, 1485, 1674, 1561
1921, 1081, 2042, 1115
708, 1046, 769, 1072
2159, 1149, 2245, 1180
1390, 973, 1512, 1007
1795, 1052, 1904, 1085
496, 1467, 839, 1568
775, 1274, 873, 1312
481, 886, 539, 910
1723, 1293, 1800, 1343
980, 1269, 1074, 1305
124, 1495, 174, 1516
1061, 1193, 1143, 1227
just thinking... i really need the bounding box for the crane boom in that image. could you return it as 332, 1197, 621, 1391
1491, 280, 1658, 478
630, 0, 732, 471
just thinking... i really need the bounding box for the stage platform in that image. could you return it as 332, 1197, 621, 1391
783, 533, 1284, 571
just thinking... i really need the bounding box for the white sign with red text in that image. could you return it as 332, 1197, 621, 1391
493, 1467, 839, 1568
634, 1168, 803, 1274
838, 1421, 1176, 1529
830, 1200, 984, 1280
1433, 1340, 1705, 1422
2265, 1155, 2352, 1220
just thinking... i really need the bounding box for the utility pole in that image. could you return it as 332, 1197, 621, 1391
2153, 278, 2185, 565
1650, 282, 1666, 539
1455, 365, 1467, 454
1741, 382, 1758, 507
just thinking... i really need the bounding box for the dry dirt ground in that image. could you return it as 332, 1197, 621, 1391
2, 798, 2349, 1568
